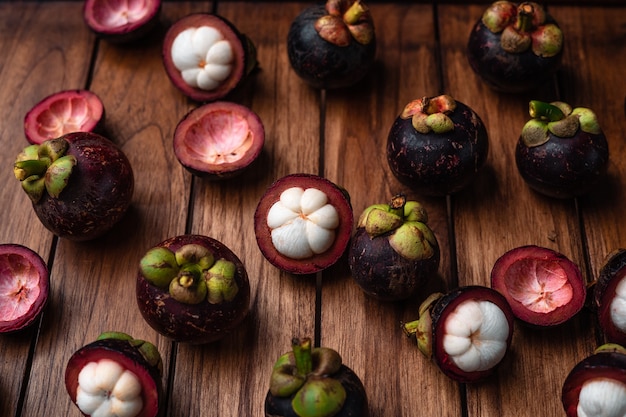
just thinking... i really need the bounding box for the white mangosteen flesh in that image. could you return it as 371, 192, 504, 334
577, 378, 626, 417
442, 300, 510, 373
610, 276, 626, 333
266, 187, 339, 260
76, 359, 143, 417
171, 26, 234, 91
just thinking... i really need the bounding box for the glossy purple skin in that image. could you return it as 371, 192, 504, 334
348, 227, 440, 301
136, 234, 250, 344
287, 4, 376, 90
515, 130, 609, 198
386, 101, 489, 196
467, 19, 563, 93
32, 132, 134, 241
595, 249, 626, 345
264, 365, 369, 417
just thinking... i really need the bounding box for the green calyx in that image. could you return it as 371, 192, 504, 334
521, 100, 601, 147
358, 194, 438, 261
401, 95, 456, 134
13, 138, 76, 203
319, 0, 374, 46
139, 244, 237, 305
594, 343, 626, 355
96, 331, 164, 375
269, 338, 346, 417
401, 292, 443, 358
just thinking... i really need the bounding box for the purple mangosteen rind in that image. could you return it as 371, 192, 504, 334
254, 173, 353, 275
287, 0, 376, 90
490, 245, 587, 327
386, 95, 489, 196
136, 234, 250, 344
173, 101, 265, 180
562, 345, 626, 417
162, 13, 257, 102
467, 1, 563, 93
0, 244, 49, 333
430, 286, 515, 383
83, 0, 162, 43
595, 249, 626, 345
65, 335, 163, 417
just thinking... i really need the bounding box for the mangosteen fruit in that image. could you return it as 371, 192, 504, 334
65, 331, 163, 417
265, 337, 368, 417
162, 13, 257, 102
136, 234, 250, 344
13, 132, 134, 241
287, 0, 376, 89
491, 245, 586, 327
173, 101, 264, 179
562, 344, 626, 417
348, 194, 440, 301
467, 1, 564, 93
402, 286, 514, 383
254, 173, 353, 275
23, 89, 105, 145
515, 100, 609, 199
594, 249, 626, 345
0, 244, 49, 333
83, 0, 162, 43
386, 94, 489, 196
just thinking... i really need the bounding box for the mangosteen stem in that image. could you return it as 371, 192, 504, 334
529, 100, 565, 122
343, 0, 368, 25
516, 3, 536, 33
292, 338, 314, 376
389, 194, 406, 216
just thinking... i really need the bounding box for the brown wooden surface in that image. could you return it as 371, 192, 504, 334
1, 2, 625, 417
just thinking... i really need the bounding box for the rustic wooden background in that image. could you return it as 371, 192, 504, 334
1, 1, 625, 416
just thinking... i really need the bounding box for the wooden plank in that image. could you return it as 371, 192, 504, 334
0, 3, 94, 416
439, 4, 596, 417
322, 4, 461, 417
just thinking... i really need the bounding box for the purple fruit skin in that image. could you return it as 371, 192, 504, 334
386, 101, 489, 196
287, 4, 376, 90
467, 20, 563, 93
515, 130, 609, 198
33, 132, 134, 241
348, 228, 440, 301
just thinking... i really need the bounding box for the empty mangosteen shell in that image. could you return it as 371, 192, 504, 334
430, 285, 515, 383
490, 245, 587, 327
83, 0, 162, 43
515, 130, 609, 198
136, 234, 250, 344
595, 249, 626, 345
65, 338, 162, 417
254, 173, 354, 275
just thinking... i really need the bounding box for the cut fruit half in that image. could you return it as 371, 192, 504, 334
83, 0, 162, 43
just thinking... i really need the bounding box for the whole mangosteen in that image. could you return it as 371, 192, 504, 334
594, 249, 626, 346
467, 1, 564, 93
348, 194, 440, 301
13, 132, 134, 241
287, 0, 376, 89
265, 337, 368, 417
136, 234, 250, 344
386, 94, 489, 196
515, 100, 609, 198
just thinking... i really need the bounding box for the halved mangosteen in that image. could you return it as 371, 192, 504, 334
83, 0, 162, 43
562, 344, 626, 417
491, 245, 586, 327
0, 244, 49, 333
254, 174, 353, 275
136, 234, 250, 344
403, 286, 515, 383
65, 332, 163, 417
594, 249, 626, 345
173, 101, 264, 179
24, 90, 104, 145
162, 13, 257, 102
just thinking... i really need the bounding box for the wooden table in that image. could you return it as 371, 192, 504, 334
1, 1, 625, 416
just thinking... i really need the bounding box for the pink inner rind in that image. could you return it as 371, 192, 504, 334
86, 0, 158, 31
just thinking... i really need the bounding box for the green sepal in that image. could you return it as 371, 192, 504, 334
140, 247, 180, 288
44, 155, 76, 198
206, 259, 238, 304
291, 377, 347, 417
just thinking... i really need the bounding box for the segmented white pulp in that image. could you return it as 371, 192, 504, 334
610, 276, 626, 333
442, 300, 510, 373
76, 359, 143, 417
171, 26, 234, 91
577, 378, 626, 417
267, 187, 339, 259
